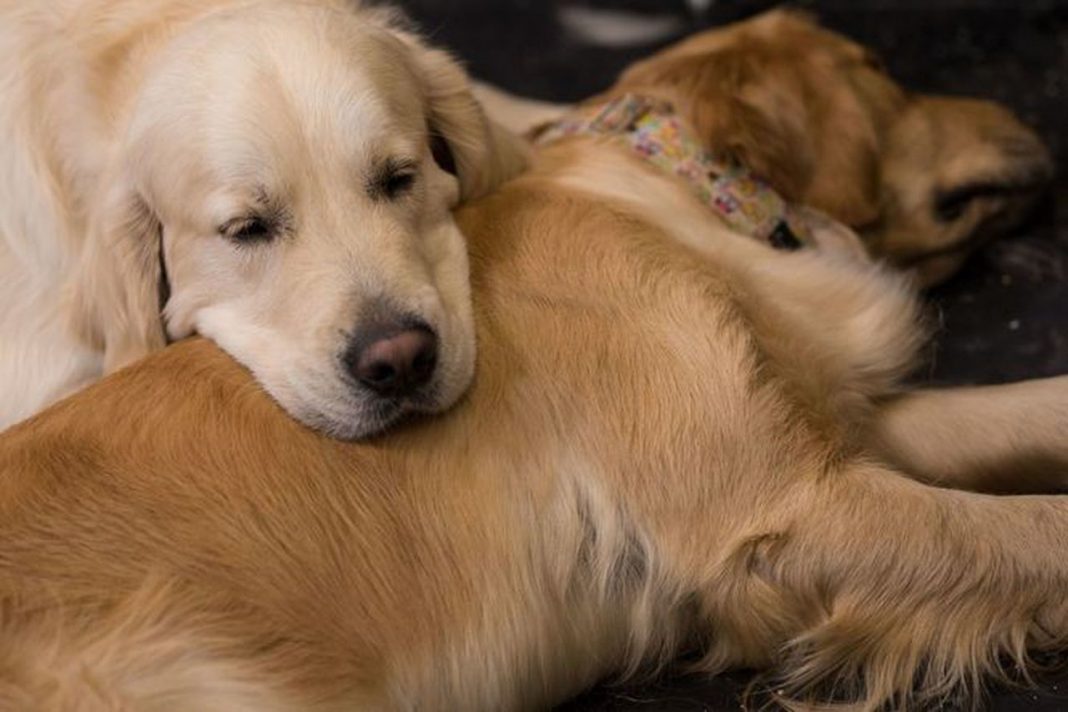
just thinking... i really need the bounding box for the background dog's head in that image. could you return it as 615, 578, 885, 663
611, 9, 1053, 285
71, 2, 525, 438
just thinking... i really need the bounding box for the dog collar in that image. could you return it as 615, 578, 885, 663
533, 93, 808, 250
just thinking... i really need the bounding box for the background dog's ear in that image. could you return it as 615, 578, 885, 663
69, 181, 167, 373
724, 56, 885, 228
616, 10, 888, 229
383, 18, 527, 201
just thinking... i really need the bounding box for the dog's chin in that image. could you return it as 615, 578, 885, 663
282, 380, 460, 441
296, 399, 405, 440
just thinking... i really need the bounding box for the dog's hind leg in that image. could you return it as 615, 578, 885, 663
864, 375, 1068, 493
700, 463, 1068, 711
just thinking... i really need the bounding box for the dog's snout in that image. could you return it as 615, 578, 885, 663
345, 324, 438, 398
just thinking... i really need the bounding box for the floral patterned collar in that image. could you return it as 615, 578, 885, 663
533, 93, 810, 250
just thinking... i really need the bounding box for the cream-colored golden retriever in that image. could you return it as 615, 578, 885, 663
0, 0, 524, 436
1, 10, 1065, 712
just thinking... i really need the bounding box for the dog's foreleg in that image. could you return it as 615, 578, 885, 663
865, 375, 1068, 493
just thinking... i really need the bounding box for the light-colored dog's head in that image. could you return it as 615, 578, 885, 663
611, 9, 1053, 285
72, 2, 525, 438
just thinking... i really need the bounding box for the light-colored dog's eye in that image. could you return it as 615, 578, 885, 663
381, 171, 416, 199
219, 216, 274, 244
371, 157, 418, 201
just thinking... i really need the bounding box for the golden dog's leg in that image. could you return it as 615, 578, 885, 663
863, 376, 1068, 493
721, 465, 1068, 709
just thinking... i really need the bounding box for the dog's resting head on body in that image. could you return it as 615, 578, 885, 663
609, 9, 1053, 285
4, 9, 1068, 712
69, 1, 525, 438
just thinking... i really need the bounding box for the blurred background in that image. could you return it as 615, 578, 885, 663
393, 1, 1067, 709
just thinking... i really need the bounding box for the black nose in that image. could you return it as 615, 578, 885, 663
344, 323, 438, 398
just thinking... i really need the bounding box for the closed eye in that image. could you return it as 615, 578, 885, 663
933, 180, 1038, 222
219, 215, 274, 244
371, 158, 418, 200
382, 171, 416, 198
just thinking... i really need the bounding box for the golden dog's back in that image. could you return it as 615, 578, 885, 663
0, 170, 825, 709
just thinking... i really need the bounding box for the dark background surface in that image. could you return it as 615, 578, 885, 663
394, 1, 1068, 709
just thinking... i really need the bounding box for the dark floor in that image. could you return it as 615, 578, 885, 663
396, 1, 1068, 709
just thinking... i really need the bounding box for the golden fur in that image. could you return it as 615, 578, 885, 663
0, 0, 526, 434
487, 10, 1052, 286
1, 10, 1066, 712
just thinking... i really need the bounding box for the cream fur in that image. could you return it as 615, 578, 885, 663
0, 9, 1065, 712
484, 10, 1050, 288
0, 0, 526, 435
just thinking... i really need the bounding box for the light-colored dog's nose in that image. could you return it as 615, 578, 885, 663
346, 325, 438, 398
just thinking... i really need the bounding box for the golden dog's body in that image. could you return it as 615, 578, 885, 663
2, 10, 1067, 712
4, 99, 1068, 712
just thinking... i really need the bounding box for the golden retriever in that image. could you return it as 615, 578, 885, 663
0, 0, 525, 435
1, 10, 1065, 712
480, 12, 1052, 286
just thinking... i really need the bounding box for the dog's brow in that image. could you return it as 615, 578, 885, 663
219, 185, 291, 233
252, 185, 274, 208
378, 156, 418, 175
250, 185, 291, 218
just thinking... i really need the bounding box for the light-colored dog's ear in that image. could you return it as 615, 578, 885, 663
396, 34, 527, 201
69, 181, 167, 373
